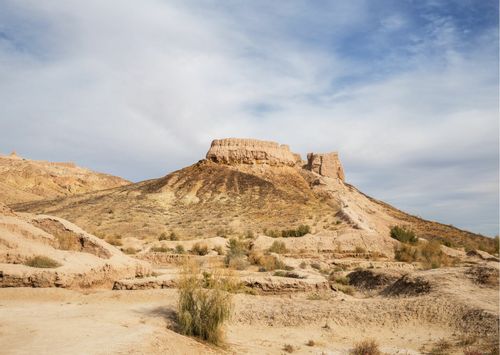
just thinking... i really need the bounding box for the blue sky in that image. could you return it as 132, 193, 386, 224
0, 0, 498, 236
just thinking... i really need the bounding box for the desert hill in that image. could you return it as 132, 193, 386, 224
0, 151, 130, 204
11, 138, 495, 253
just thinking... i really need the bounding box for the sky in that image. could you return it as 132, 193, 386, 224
0, 0, 498, 236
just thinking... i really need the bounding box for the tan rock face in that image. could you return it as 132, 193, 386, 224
206, 138, 300, 166
307, 152, 345, 181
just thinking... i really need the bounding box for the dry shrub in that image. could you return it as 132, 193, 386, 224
150, 246, 172, 253
177, 262, 232, 345
24, 255, 61, 268
395, 241, 452, 269
268, 241, 287, 254
106, 235, 123, 246
175, 244, 185, 254
191, 242, 209, 256
428, 338, 452, 355
306, 340, 315, 346
355, 246, 366, 253
336, 284, 355, 295
227, 256, 248, 270
283, 344, 295, 353
349, 339, 381, 355
249, 251, 287, 271
122, 247, 138, 255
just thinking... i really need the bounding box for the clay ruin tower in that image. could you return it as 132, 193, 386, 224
206, 138, 301, 166
307, 152, 345, 181
206, 138, 345, 181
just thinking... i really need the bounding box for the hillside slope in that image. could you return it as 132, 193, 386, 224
0, 152, 130, 204
11, 138, 495, 253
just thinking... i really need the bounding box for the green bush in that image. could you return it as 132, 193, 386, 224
24, 255, 61, 268
268, 241, 287, 254
177, 264, 232, 345
175, 245, 185, 254
390, 225, 418, 244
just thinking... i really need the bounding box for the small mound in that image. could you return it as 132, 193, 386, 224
382, 274, 432, 297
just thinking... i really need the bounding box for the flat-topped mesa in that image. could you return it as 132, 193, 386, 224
206, 138, 301, 166
307, 152, 345, 181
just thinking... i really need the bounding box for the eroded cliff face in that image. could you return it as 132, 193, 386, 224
307, 152, 345, 181
206, 138, 300, 166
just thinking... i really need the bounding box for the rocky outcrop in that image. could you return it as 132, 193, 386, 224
0, 212, 151, 289
306, 152, 345, 181
206, 138, 300, 166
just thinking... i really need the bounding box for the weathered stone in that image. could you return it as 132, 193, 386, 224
306, 152, 345, 181
206, 138, 300, 166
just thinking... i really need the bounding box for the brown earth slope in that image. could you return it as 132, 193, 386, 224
11, 138, 495, 253
0, 152, 130, 204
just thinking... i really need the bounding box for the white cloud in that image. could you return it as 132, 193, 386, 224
0, 0, 497, 235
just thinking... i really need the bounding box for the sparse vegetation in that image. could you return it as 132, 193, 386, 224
306, 340, 315, 347
311, 262, 322, 270
24, 255, 61, 268
191, 242, 209, 256
336, 284, 355, 295
150, 246, 172, 253
395, 240, 452, 269
268, 241, 287, 254
264, 225, 311, 238
283, 344, 295, 353
122, 247, 138, 254
354, 246, 366, 253
281, 225, 311, 238
106, 235, 123, 246
349, 339, 381, 355
224, 238, 249, 269
175, 244, 185, 254
177, 262, 232, 345
273, 270, 304, 279
248, 251, 288, 271
428, 338, 452, 355
390, 225, 418, 244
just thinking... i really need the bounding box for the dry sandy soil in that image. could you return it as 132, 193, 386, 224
0, 259, 498, 355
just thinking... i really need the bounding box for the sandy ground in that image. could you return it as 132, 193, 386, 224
0, 286, 482, 355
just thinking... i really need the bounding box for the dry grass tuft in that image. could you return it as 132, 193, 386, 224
283, 344, 295, 353
24, 255, 61, 268
191, 242, 209, 256
395, 240, 453, 269
349, 339, 381, 355
268, 241, 287, 254
177, 262, 232, 345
